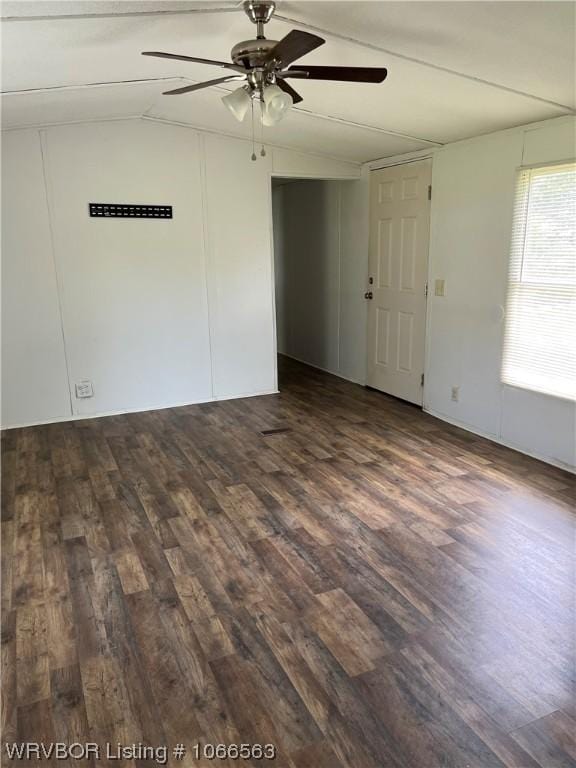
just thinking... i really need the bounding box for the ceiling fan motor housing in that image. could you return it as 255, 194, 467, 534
231, 38, 278, 69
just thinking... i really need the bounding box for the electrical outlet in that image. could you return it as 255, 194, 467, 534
75, 380, 94, 399
435, 279, 446, 297
451, 386, 460, 402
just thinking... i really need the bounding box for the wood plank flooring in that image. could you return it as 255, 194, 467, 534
2, 355, 575, 768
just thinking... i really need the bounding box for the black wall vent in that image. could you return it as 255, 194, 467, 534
89, 204, 172, 219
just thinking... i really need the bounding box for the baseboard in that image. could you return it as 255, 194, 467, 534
424, 407, 576, 474
279, 352, 366, 387
1, 388, 280, 431
8, 381, 572, 475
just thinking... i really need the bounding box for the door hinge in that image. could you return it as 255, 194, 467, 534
425, 282, 428, 297
421, 373, 425, 386
428, 184, 432, 201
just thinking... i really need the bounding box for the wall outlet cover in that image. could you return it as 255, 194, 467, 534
435, 279, 446, 297
75, 380, 94, 399
451, 385, 460, 402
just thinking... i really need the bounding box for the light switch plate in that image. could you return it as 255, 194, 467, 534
435, 279, 446, 297
75, 380, 94, 399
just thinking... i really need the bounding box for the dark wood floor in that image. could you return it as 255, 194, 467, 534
2, 355, 575, 768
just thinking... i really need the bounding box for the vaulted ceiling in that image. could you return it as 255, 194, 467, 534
2, 1, 574, 162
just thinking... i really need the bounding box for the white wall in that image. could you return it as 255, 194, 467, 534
271, 148, 362, 180
1, 130, 72, 425
424, 116, 576, 470
203, 134, 276, 399
44, 120, 213, 417
1, 118, 360, 428
272, 174, 368, 385
338, 177, 370, 382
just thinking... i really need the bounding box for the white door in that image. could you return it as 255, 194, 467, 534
367, 159, 431, 405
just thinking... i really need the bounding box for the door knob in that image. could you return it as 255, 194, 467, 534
364, 291, 373, 300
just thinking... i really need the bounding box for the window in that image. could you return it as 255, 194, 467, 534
502, 162, 576, 400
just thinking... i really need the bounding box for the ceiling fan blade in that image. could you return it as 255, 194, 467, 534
142, 51, 246, 73
286, 65, 388, 83
277, 78, 303, 105
266, 30, 325, 67
163, 76, 246, 95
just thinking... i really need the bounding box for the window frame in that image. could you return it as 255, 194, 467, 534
501, 159, 576, 402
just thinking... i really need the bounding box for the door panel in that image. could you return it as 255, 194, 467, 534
367, 159, 431, 405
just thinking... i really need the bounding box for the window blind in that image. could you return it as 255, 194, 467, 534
502, 162, 576, 401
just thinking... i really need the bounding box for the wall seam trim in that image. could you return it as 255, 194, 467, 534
198, 132, 216, 400
38, 129, 74, 417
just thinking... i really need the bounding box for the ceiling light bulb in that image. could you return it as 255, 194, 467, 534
262, 84, 293, 125
222, 86, 252, 122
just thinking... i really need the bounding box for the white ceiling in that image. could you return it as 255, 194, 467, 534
2, 1, 574, 162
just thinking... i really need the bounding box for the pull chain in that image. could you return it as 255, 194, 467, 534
259, 99, 266, 157
250, 97, 257, 161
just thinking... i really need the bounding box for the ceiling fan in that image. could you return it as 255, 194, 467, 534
142, 0, 387, 130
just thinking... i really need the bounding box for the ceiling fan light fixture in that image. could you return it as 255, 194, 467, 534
262, 84, 293, 125
222, 85, 252, 122
261, 109, 276, 128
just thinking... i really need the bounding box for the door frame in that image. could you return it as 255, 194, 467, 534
366, 154, 435, 406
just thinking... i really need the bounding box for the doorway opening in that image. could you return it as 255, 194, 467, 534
271, 177, 366, 392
